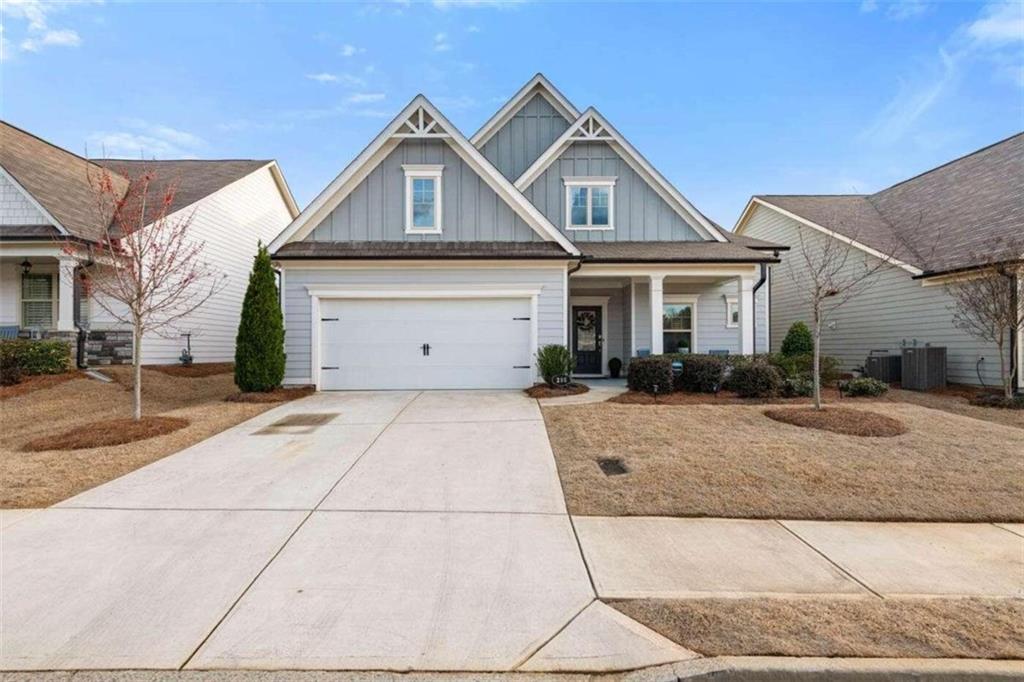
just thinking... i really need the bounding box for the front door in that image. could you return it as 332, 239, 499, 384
572, 306, 602, 375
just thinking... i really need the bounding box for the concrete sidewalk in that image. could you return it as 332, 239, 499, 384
573, 517, 1024, 599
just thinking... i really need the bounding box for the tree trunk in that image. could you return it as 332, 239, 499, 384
998, 337, 1010, 400
132, 322, 143, 421
813, 305, 822, 410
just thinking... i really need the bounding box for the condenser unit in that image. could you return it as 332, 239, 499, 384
901, 346, 946, 391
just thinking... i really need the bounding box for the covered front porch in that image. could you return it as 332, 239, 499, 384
567, 264, 768, 377
0, 246, 80, 337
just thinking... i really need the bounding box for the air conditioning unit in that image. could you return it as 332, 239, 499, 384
901, 346, 946, 391
865, 351, 901, 383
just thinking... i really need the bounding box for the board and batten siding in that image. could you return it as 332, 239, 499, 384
743, 205, 1005, 387
90, 166, 294, 364
522, 141, 704, 242
480, 93, 572, 182
281, 266, 566, 384
306, 138, 538, 243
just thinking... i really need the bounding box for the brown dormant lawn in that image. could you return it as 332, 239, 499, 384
0, 366, 283, 508
613, 597, 1024, 659
542, 401, 1024, 521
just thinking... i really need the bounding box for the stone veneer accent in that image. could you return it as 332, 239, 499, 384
83, 330, 134, 366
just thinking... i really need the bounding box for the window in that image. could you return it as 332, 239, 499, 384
725, 296, 739, 328
402, 164, 443, 234
22, 273, 54, 328
564, 177, 615, 230
663, 297, 697, 354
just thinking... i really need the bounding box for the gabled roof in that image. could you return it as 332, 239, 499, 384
470, 73, 580, 149
513, 108, 729, 243
735, 132, 1024, 277
0, 120, 298, 243
268, 95, 580, 256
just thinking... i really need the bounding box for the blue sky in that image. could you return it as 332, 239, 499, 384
2, 1, 1022, 227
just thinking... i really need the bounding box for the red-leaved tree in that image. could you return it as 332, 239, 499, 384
64, 166, 226, 420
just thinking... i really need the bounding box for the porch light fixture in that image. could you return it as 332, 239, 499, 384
20, 259, 31, 275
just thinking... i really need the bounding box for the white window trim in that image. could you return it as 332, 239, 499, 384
564, 177, 616, 231
725, 295, 739, 329
403, 164, 444, 235
663, 294, 698, 354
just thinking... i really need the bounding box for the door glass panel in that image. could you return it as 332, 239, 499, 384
575, 309, 597, 351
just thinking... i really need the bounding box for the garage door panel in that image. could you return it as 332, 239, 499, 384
319, 297, 535, 391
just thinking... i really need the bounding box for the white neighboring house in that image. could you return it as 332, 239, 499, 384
268, 74, 785, 391
0, 121, 298, 366
734, 132, 1023, 391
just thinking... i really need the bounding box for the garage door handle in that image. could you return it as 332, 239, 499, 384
321, 317, 339, 322
513, 317, 530, 321
321, 366, 338, 370
513, 365, 530, 369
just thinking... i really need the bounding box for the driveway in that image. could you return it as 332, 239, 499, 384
1, 391, 689, 672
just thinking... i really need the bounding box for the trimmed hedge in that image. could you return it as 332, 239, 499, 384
627, 355, 674, 394
0, 339, 71, 375
843, 377, 889, 397
536, 344, 574, 386
780, 322, 814, 357
768, 352, 841, 386
727, 361, 784, 398
676, 354, 726, 393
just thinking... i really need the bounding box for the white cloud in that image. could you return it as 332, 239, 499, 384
340, 43, 364, 57
306, 72, 339, 83
860, 0, 878, 12
346, 92, 386, 103
431, 0, 526, 9
89, 119, 206, 159
967, 2, 1024, 46
467, 24, 481, 32
860, 0, 929, 20
433, 32, 452, 52
2, 0, 94, 54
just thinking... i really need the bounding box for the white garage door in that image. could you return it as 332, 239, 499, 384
319, 297, 534, 390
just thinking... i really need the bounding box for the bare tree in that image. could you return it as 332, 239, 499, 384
944, 236, 1024, 400
786, 219, 900, 409
63, 166, 226, 420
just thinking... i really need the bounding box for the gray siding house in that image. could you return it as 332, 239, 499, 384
270, 74, 784, 390
735, 133, 1023, 391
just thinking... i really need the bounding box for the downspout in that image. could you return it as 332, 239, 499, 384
750, 256, 772, 355
1013, 272, 1020, 396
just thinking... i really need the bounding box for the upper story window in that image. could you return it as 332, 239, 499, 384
402, 164, 444, 234
564, 177, 615, 231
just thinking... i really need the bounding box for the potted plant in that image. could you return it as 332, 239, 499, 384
608, 357, 622, 378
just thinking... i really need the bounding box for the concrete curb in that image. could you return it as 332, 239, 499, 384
2, 658, 1022, 681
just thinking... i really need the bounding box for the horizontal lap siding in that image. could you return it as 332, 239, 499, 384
745, 206, 1005, 386
523, 141, 703, 242
481, 94, 571, 182
87, 168, 293, 365
307, 138, 537, 243
281, 266, 566, 383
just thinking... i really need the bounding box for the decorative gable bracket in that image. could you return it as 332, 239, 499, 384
569, 115, 614, 141
392, 107, 451, 139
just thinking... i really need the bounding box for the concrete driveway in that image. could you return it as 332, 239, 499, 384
1, 391, 688, 672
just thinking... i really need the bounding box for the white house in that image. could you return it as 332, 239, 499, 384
0, 120, 299, 365
268, 74, 786, 391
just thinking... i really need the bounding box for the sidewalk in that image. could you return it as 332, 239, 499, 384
573, 517, 1024, 599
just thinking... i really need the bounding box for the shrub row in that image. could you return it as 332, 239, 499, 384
0, 339, 71, 376
626, 355, 674, 394
842, 377, 889, 397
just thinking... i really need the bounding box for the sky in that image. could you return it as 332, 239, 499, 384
1, 0, 1022, 228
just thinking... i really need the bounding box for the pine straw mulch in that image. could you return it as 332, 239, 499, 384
610, 387, 846, 406
764, 406, 908, 437
21, 416, 190, 451
0, 372, 80, 401
612, 597, 1024, 659
542, 402, 1024, 520
225, 386, 316, 403
145, 362, 235, 378
0, 366, 295, 508
524, 383, 590, 399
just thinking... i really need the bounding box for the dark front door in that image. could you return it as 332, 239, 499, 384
572, 306, 602, 374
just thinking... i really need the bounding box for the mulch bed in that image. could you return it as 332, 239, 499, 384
21, 416, 190, 451
146, 362, 234, 378
613, 597, 1024, 659
524, 383, 590, 399
610, 388, 845, 405
764, 406, 908, 437
224, 386, 315, 403
0, 372, 80, 401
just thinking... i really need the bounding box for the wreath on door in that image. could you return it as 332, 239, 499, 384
577, 311, 596, 332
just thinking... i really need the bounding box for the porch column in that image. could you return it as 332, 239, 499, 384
57, 257, 76, 332
739, 274, 755, 355
650, 274, 665, 355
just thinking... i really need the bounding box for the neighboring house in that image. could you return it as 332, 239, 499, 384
734, 132, 1023, 391
269, 74, 785, 390
0, 121, 299, 365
